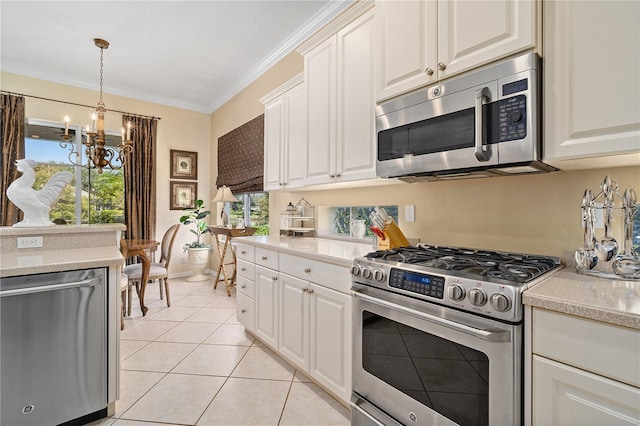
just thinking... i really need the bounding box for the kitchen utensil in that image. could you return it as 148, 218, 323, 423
596, 176, 619, 261
575, 189, 598, 270
370, 226, 385, 240
612, 189, 640, 278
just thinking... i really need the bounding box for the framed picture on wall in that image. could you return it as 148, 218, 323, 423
170, 149, 197, 180
170, 181, 197, 210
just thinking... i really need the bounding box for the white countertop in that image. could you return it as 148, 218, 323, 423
524, 269, 640, 330
233, 235, 374, 267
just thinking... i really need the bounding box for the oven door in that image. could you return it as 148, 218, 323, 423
351, 284, 521, 426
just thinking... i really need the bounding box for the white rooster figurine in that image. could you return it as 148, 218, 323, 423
6, 159, 72, 227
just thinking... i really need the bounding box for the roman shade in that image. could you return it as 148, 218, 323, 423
216, 114, 264, 194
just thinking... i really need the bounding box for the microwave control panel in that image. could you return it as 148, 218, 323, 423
497, 94, 527, 142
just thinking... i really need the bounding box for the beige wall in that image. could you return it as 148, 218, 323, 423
271, 167, 640, 259
1, 71, 211, 275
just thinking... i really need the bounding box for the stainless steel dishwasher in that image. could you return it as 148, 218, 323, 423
1, 268, 107, 425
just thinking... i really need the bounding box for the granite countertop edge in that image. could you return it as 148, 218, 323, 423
232, 235, 373, 268
1, 247, 125, 278
523, 270, 640, 330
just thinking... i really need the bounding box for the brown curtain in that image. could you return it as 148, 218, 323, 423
216, 114, 264, 193
1, 93, 25, 226
123, 115, 157, 240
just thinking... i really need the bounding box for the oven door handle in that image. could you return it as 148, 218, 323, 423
353, 289, 510, 343
351, 394, 403, 426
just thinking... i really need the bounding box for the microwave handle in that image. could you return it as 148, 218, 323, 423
475, 87, 492, 161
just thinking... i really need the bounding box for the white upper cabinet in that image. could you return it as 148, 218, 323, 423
543, 0, 640, 169
301, 5, 376, 186
376, 0, 536, 102
261, 74, 307, 191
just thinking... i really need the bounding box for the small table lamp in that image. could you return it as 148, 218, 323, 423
212, 185, 237, 227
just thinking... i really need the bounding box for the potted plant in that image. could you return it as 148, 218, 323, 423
180, 199, 212, 282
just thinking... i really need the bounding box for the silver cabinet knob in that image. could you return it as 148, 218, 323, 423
308, 288, 314, 294
240, 267, 246, 271
241, 309, 246, 313
425, 67, 434, 76
262, 256, 268, 261
302, 288, 309, 293
335, 173, 341, 179
241, 251, 246, 255
438, 62, 446, 71
304, 267, 311, 274
329, 174, 335, 179
241, 284, 246, 289
272, 276, 278, 281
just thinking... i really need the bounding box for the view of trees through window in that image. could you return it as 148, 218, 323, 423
228, 192, 269, 235
330, 205, 398, 237
24, 122, 125, 224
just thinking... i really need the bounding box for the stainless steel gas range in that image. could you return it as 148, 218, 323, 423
350, 244, 562, 426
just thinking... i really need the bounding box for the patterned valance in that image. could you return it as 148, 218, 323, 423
216, 114, 264, 194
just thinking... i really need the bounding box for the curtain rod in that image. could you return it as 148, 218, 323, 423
0, 90, 162, 121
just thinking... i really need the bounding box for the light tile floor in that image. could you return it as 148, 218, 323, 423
90, 277, 351, 426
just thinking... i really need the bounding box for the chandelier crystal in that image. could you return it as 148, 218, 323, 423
60, 38, 133, 174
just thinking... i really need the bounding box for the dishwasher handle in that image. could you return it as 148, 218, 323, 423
0, 277, 102, 298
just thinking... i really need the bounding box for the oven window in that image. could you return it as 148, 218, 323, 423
362, 311, 489, 426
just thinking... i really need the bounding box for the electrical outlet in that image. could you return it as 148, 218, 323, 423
405, 205, 415, 222
17, 236, 43, 249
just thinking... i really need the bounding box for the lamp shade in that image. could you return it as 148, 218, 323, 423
212, 185, 237, 202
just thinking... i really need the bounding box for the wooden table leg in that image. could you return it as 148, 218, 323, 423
138, 252, 151, 316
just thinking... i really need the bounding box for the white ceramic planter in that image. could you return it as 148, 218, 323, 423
186, 247, 211, 282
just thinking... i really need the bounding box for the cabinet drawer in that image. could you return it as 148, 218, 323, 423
237, 275, 255, 299
237, 259, 255, 280
532, 308, 640, 387
255, 247, 278, 270
236, 291, 255, 332
236, 244, 255, 262
280, 253, 351, 294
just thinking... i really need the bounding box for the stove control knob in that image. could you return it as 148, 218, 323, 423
373, 269, 386, 282
448, 284, 466, 301
362, 267, 373, 280
468, 288, 487, 306
490, 293, 511, 312
350, 265, 361, 277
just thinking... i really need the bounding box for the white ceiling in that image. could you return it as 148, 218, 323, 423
1, 1, 353, 113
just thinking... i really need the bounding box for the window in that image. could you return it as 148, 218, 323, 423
24, 119, 125, 224
327, 205, 398, 238
226, 192, 269, 235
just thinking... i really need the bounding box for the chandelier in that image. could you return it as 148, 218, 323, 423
60, 38, 133, 174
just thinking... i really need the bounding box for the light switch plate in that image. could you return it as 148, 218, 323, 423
405, 205, 415, 222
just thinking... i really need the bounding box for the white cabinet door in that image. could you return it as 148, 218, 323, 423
543, 0, 640, 169
375, 0, 535, 102
236, 291, 255, 333
278, 273, 309, 371
533, 355, 640, 425
263, 97, 285, 191
437, 0, 535, 80
305, 36, 337, 185
309, 283, 352, 403
337, 8, 377, 182
285, 82, 308, 188
375, 0, 437, 102
255, 265, 279, 349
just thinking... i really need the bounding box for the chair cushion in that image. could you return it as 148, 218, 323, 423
123, 263, 168, 280
121, 274, 129, 289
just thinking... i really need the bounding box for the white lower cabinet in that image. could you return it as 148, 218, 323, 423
529, 308, 640, 425
533, 355, 640, 426
278, 271, 352, 404
255, 264, 279, 349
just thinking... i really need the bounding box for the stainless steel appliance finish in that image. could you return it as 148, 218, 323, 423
376, 52, 556, 181
1, 268, 107, 426
351, 245, 561, 426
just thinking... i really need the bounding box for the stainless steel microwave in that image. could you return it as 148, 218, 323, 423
376, 52, 556, 182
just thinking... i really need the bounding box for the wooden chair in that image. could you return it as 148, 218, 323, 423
119, 239, 129, 330
123, 224, 180, 312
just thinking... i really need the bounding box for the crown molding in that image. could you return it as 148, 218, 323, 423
259, 73, 304, 105
296, 0, 374, 56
